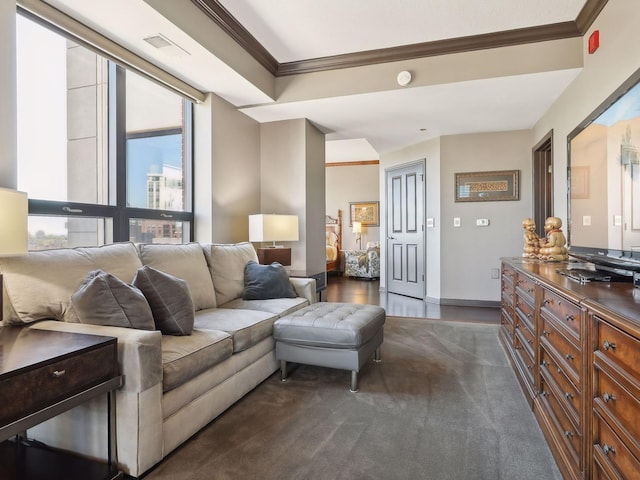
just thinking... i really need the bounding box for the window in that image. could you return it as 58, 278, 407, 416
16, 14, 193, 250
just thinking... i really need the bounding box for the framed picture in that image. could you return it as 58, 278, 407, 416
349, 201, 380, 226
455, 170, 520, 202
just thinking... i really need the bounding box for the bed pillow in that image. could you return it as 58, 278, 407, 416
133, 266, 195, 336
70, 270, 155, 330
243, 261, 297, 300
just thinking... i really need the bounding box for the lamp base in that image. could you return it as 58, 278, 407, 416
257, 247, 291, 266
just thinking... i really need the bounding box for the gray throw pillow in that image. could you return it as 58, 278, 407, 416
133, 266, 195, 335
243, 261, 297, 300
71, 270, 155, 330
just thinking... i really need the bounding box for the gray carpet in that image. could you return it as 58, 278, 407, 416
142, 317, 562, 480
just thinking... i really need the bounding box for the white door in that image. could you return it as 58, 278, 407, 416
386, 161, 425, 298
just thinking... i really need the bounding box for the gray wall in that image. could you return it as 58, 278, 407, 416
0, 1, 16, 188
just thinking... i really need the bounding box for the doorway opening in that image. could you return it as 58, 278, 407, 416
533, 131, 554, 238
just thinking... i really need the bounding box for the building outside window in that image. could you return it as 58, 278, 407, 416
16, 14, 193, 250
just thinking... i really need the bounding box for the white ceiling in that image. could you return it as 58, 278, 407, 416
43, 0, 588, 159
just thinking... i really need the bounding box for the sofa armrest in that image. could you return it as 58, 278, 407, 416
28, 320, 163, 393
289, 277, 317, 304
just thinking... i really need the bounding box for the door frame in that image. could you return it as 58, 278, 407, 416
532, 130, 554, 238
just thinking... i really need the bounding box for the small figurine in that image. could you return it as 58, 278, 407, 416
522, 218, 540, 258
538, 216, 568, 261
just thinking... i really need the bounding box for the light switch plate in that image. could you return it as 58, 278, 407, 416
453, 217, 461, 227
476, 219, 489, 227
426, 218, 435, 228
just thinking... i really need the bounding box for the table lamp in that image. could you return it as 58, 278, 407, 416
249, 214, 299, 266
0, 188, 29, 322
352, 221, 362, 249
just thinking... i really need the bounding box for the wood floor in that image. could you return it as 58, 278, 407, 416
325, 274, 500, 324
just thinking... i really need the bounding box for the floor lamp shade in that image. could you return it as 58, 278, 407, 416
0, 188, 28, 257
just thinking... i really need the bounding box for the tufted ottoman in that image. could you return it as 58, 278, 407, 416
273, 303, 385, 392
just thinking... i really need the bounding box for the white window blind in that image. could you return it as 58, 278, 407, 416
17, 0, 206, 103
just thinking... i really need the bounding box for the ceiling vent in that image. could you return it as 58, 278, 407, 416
143, 34, 190, 57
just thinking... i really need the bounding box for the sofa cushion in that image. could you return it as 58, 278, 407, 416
161, 328, 233, 392
133, 266, 195, 336
194, 307, 277, 353
243, 261, 297, 300
221, 296, 309, 317
70, 270, 155, 330
138, 243, 217, 310
0, 242, 142, 324
202, 242, 258, 306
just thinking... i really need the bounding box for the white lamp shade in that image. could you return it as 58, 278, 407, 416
352, 221, 362, 234
0, 188, 28, 256
249, 214, 299, 242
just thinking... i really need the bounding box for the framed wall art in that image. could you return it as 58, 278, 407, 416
454, 170, 520, 202
349, 201, 380, 226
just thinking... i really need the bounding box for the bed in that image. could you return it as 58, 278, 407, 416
326, 209, 342, 273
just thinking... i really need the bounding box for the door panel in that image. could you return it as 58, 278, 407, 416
386, 161, 425, 299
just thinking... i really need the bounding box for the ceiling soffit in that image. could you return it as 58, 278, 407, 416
191, 0, 608, 77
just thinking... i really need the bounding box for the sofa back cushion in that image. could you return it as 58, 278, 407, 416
137, 243, 216, 310
202, 242, 258, 306
0, 242, 142, 324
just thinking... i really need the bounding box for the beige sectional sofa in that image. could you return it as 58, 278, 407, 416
0, 241, 316, 477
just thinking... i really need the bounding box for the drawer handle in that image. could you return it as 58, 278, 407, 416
543, 299, 551, 305
603, 444, 616, 455
52, 370, 66, 378
541, 360, 549, 367
527, 313, 533, 319
527, 364, 532, 370
603, 392, 616, 403
564, 392, 574, 400
541, 390, 549, 397
564, 430, 574, 438
565, 314, 574, 322
527, 288, 534, 293
527, 339, 532, 344
565, 353, 574, 361
542, 330, 550, 336
603, 340, 616, 351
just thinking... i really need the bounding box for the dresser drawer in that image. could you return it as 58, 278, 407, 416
501, 306, 514, 337
515, 317, 535, 361
501, 263, 515, 283
515, 296, 535, 336
593, 411, 640, 480
540, 377, 582, 471
541, 315, 582, 387
540, 288, 581, 342
594, 365, 640, 454
514, 330, 535, 387
0, 343, 116, 427
515, 272, 535, 304
540, 348, 581, 427
595, 318, 640, 384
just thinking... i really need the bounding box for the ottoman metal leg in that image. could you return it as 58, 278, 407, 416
350, 371, 358, 393
280, 360, 288, 382
374, 346, 382, 363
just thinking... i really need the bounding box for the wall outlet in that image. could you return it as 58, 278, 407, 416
583, 215, 591, 226
426, 217, 435, 228
491, 268, 500, 279
476, 218, 490, 227
453, 217, 461, 227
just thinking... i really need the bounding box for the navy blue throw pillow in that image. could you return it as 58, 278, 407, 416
242, 261, 297, 300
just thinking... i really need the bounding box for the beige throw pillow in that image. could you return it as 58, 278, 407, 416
204, 242, 259, 306
70, 270, 155, 330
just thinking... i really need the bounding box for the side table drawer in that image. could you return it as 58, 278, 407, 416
0, 343, 117, 427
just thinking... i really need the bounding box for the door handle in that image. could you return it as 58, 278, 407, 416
387, 236, 395, 240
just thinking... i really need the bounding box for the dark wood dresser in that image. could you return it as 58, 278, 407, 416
500, 258, 640, 480
0, 326, 122, 480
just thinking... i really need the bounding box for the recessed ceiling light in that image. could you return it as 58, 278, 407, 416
143, 34, 190, 57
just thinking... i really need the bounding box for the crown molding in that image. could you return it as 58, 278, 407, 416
193, 0, 608, 77
191, 0, 278, 75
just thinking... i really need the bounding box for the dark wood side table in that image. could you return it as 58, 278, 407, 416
0, 326, 123, 480
288, 270, 327, 301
